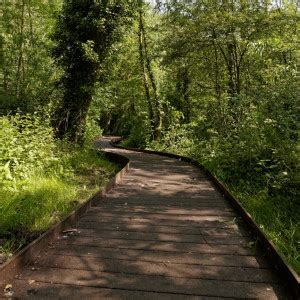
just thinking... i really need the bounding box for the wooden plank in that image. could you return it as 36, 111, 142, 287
87, 206, 236, 216
99, 200, 230, 208
8, 280, 221, 300
60, 236, 257, 256
79, 215, 236, 228
86, 210, 237, 221
47, 245, 270, 268
77, 221, 249, 237
107, 194, 225, 201
17, 267, 286, 299
34, 254, 280, 283
67, 228, 251, 245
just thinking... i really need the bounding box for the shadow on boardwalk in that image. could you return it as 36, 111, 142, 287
3, 137, 289, 299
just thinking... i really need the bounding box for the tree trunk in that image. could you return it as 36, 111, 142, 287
213, 42, 221, 100
227, 41, 237, 99
182, 67, 190, 122
175, 66, 190, 123
16, 0, 25, 102
54, 92, 92, 145
138, 9, 162, 140
138, 12, 155, 139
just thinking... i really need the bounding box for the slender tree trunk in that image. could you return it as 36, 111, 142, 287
182, 67, 190, 122
138, 9, 162, 140
176, 66, 190, 123
16, 0, 25, 102
27, 1, 35, 47
138, 10, 156, 140
213, 41, 221, 100
0, 36, 8, 93
227, 42, 236, 99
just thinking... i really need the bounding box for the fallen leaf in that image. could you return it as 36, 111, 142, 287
4, 284, 12, 292
4, 284, 13, 297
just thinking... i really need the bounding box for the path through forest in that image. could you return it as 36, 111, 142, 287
1, 136, 289, 299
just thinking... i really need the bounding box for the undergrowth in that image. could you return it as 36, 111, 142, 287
0, 116, 117, 260
230, 185, 299, 274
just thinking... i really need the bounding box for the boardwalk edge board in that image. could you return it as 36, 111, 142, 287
111, 137, 300, 298
0, 150, 130, 284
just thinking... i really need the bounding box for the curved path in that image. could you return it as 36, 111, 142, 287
4, 137, 289, 299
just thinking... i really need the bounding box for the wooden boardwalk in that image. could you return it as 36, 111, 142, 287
3, 137, 289, 299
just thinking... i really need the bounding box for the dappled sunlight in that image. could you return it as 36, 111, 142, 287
7, 136, 288, 299
1, 0, 297, 296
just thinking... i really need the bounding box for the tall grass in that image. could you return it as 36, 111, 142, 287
0, 116, 117, 259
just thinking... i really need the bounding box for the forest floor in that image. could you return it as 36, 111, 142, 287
0, 136, 290, 299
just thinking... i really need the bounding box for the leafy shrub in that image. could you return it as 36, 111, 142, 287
82, 116, 103, 145
0, 114, 56, 189
0, 115, 117, 256
121, 116, 151, 149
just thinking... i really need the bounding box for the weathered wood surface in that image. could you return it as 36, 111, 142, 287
0, 136, 290, 299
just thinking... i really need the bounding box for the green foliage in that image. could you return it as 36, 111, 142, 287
0, 0, 298, 275
51, 0, 134, 143
84, 116, 103, 145
121, 120, 151, 149
0, 0, 61, 113
0, 116, 117, 256
150, 111, 195, 154
0, 177, 76, 236
232, 187, 299, 274
95, 3, 164, 140
0, 115, 56, 188
110, 1, 299, 274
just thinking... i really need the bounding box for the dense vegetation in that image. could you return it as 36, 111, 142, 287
0, 0, 299, 273
0, 0, 119, 260
99, 1, 300, 273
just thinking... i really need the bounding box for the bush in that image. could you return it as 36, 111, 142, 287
0, 114, 56, 189
0, 115, 117, 256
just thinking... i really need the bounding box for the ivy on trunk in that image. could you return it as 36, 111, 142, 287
52, 0, 126, 144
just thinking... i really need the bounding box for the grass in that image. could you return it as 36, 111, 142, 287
0, 147, 118, 261
204, 169, 299, 275
227, 184, 300, 274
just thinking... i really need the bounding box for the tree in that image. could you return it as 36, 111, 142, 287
0, 0, 60, 114
52, 0, 129, 144
138, 5, 162, 140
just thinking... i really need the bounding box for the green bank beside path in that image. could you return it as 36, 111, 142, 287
0, 116, 117, 263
